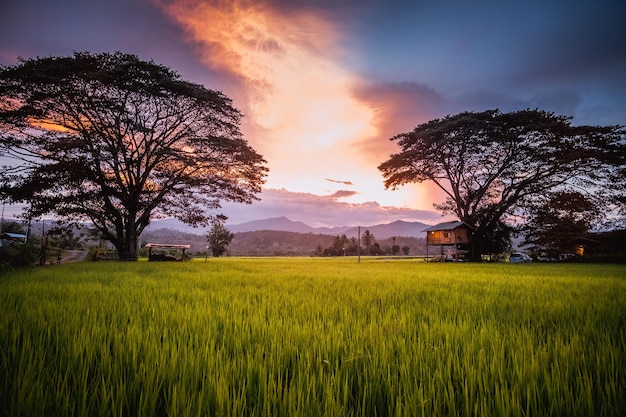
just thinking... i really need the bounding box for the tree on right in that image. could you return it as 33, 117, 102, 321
378, 109, 625, 260
520, 191, 602, 258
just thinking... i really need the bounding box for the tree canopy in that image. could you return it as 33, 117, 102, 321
0, 52, 267, 260
378, 109, 625, 258
521, 191, 602, 256
207, 215, 234, 257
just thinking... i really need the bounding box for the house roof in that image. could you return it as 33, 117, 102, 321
422, 221, 474, 232
0, 232, 27, 240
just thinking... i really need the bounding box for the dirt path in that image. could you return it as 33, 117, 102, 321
60, 250, 89, 263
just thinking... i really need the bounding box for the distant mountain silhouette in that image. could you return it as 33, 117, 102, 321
148, 216, 432, 238
343, 220, 431, 239
228, 217, 430, 238
227, 216, 351, 234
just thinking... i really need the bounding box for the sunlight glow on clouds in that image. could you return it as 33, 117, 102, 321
162, 0, 374, 184
220, 188, 445, 227
159, 0, 442, 223
2, 0, 623, 227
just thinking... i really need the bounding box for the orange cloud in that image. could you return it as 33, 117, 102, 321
159, 0, 376, 189
159, 0, 447, 213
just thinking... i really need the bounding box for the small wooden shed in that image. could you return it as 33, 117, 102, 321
423, 221, 474, 261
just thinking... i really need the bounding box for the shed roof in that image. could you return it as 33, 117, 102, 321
422, 221, 474, 232
145, 243, 190, 249
0, 232, 27, 240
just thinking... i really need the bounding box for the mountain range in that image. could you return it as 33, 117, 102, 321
149, 216, 431, 239
5, 215, 433, 239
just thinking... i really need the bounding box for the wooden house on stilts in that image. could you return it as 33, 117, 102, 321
423, 221, 474, 261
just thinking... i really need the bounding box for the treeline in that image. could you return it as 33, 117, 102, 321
141, 229, 334, 256
315, 233, 425, 257
141, 229, 426, 257
232, 231, 425, 257
229, 231, 335, 256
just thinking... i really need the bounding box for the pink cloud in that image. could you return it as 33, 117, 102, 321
220, 188, 444, 227
328, 190, 358, 199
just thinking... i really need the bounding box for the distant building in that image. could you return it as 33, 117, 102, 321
423, 221, 474, 261
0, 232, 27, 246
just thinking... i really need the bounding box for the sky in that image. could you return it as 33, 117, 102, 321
1, 0, 625, 228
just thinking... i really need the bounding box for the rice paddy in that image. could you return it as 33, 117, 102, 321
1, 258, 624, 416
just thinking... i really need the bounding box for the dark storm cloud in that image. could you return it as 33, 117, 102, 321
1, 0, 157, 57
499, 3, 626, 125
353, 81, 445, 129
351, 80, 446, 163
510, 2, 626, 85
0, 0, 223, 86
261, 0, 377, 18
347, 0, 626, 125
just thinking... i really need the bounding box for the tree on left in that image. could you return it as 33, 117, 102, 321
0, 52, 267, 261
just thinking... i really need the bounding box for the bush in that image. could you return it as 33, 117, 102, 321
0, 243, 39, 273
580, 252, 626, 264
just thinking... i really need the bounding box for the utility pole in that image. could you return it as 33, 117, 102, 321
26, 218, 32, 243
39, 220, 46, 266
357, 226, 361, 264
0, 202, 4, 235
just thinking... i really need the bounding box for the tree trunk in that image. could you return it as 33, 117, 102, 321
118, 246, 138, 261
118, 215, 139, 261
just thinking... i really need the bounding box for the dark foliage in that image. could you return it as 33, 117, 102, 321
0, 243, 39, 272
140, 228, 425, 257
231, 231, 336, 256
522, 191, 602, 256
317, 232, 424, 257
578, 229, 626, 263
207, 216, 234, 257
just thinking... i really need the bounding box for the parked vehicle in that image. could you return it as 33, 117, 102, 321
559, 253, 576, 262
509, 253, 532, 263
537, 254, 557, 262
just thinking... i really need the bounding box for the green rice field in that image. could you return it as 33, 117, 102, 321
1, 258, 625, 416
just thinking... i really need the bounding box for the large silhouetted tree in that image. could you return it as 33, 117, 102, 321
379, 109, 624, 259
0, 52, 267, 260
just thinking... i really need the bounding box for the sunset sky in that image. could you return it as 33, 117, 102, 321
1, 0, 625, 227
